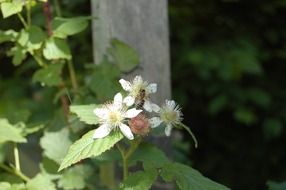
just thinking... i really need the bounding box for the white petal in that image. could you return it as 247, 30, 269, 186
146, 83, 157, 94
124, 108, 142, 118
93, 108, 108, 119
165, 124, 172, 137
119, 123, 134, 140
114, 93, 123, 107
123, 96, 135, 106
166, 100, 176, 109
93, 124, 111, 139
149, 117, 162, 128
133, 75, 143, 85
151, 103, 160, 113
119, 79, 131, 91
143, 100, 152, 112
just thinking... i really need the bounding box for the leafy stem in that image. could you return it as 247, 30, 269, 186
17, 13, 28, 29
0, 163, 30, 182
26, 0, 32, 26
67, 60, 79, 93
13, 143, 20, 171
117, 137, 142, 180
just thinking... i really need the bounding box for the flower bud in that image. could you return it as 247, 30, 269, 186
128, 113, 150, 136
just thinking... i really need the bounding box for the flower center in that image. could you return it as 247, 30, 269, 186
161, 110, 178, 123
108, 111, 123, 126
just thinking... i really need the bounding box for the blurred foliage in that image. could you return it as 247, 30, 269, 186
170, 0, 286, 189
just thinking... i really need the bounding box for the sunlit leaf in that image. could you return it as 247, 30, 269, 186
43, 38, 71, 60
0, 30, 18, 43
0, 118, 27, 144
40, 128, 72, 164
58, 130, 123, 171
26, 174, 56, 190
1, 1, 24, 18
70, 105, 99, 125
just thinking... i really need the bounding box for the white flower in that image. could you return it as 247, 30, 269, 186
149, 100, 183, 136
93, 93, 142, 140
119, 75, 159, 112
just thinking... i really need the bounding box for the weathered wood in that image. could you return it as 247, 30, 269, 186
91, 0, 171, 105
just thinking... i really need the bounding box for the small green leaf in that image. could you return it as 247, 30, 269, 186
18, 26, 46, 52
70, 105, 99, 125
58, 165, 91, 190
26, 174, 56, 190
52, 17, 89, 38
0, 29, 18, 43
119, 169, 157, 190
40, 128, 72, 164
32, 63, 64, 86
43, 38, 71, 60
0, 118, 27, 144
1, 1, 24, 18
7, 45, 27, 66
58, 130, 123, 171
161, 162, 230, 190
267, 180, 286, 190
108, 39, 140, 72
234, 108, 256, 125
130, 143, 170, 170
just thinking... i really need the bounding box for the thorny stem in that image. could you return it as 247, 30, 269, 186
117, 138, 142, 180
0, 163, 30, 182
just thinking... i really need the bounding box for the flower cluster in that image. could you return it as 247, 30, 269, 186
93, 75, 184, 140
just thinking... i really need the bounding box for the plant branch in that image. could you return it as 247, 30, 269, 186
26, 0, 31, 26
53, 0, 62, 17
17, 13, 28, 29
180, 123, 198, 148
0, 163, 30, 182
67, 60, 79, 93
13, 143, 20, 172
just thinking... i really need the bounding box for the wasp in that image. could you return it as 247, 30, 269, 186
136, 89, 146, 109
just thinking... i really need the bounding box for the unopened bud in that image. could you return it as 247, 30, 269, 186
129, 113, 150, 136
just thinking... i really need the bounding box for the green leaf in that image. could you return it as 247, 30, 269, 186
58, 130, 123, 171
108, 39, 140, 72
119, 169, 157, 190
70, 105, 99, 125
52, 17, 89, 38
40, 128, 72, 164
58, 165, 91, 190
0, 118, 27, 144
26, 174, 56, 190
0, 30, 18, 43
43, 38, 71, 60
130, 143, 170, 170
32, 63, 64, 86
267, 181, 286, 190
234, 108, 257, 125
7, 45, 27, 66
1, 1, 24, 18
0, 182, 11, 190
161, 163, 230, 190
17, 26, 46, 52
263, 118, 283, 139
8, 183, 26, 190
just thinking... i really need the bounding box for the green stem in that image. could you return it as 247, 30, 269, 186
26, 0, 31, 26
53, 0, 62, 17
67, 60, 79, 92
17, 13, 28, 29
0, 163, 30, 182
13, 143, 20, 172
180, 123, 198, 148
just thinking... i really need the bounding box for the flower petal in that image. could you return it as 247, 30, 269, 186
93, 108, 108, 119
151, 103, 160, 113
165, 124, 172, 137
146, 83, 157, 94
124, 108, 142, 118
119, 79, 131, 91
119, 123, 134, 140
149, 117, 162, 128
133, 75, 143, 85
93, 124, 111, 139
143, 100, 153, 112
166, 100, 176, 109
123, 96, 135, 106
114, 93, 123, 107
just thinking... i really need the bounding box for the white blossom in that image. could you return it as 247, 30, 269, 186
150, 100, 183, 136
93, 93, 142, 140
119, 75, 159, 112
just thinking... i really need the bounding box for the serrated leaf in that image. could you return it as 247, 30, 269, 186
161, 162, 230, 190
58, 130, 123, 171
108, 38, 140, 72
130, 143, 170, 170
119, 169, 157, 190
43, 38, 71, 60
0, 29, 18, 43
1, 1, 24, 18
52, 17, 89, 38
32, 63, 64, 86
0, 118, 27, 144
58, 165, 91, 190
40, 128, 72, 164
70, 105, 99, 125
26, 174, 56, 190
